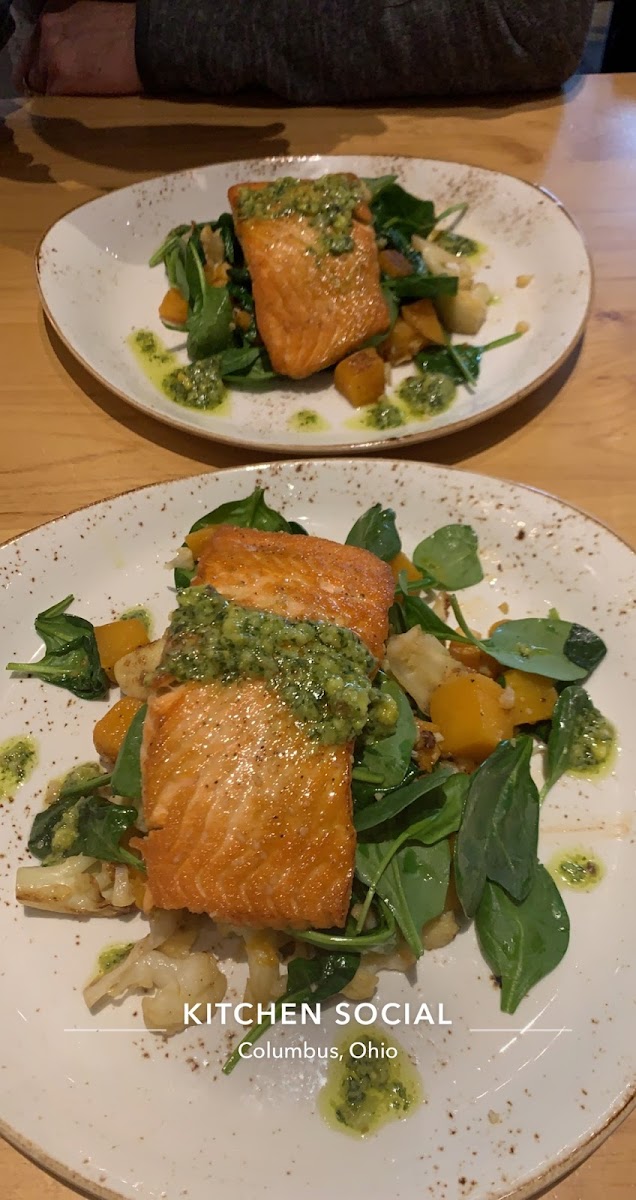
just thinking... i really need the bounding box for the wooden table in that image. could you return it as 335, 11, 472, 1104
1, 74, 635, 1200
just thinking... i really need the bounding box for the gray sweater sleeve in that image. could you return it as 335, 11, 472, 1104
135, 0, 594, 102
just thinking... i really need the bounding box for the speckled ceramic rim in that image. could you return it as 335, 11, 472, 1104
1, 459, 633, 1200
34, 157, 594, 456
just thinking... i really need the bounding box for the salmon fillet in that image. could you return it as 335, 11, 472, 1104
140, 527, 394, 929
228, 175, 390, 379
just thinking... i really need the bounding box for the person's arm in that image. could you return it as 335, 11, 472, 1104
135, 0, 595, 101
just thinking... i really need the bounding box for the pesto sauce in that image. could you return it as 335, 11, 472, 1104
120, 607, 153, 637
235, 174, 363, 256
163, 358, 227, 412
128, 331, 231, 416
569, 704, 616, 776
0, 736, 37, 799
45, 761, 103, 806
357, 400, 405, 432
288, 409, 330, 433
548, 849, 604, 892
319, 1025, 423, 1136
97, 942, 134, 977
160, 586, 396, 745
397, 372, 456, 418
50, 804, 81, 858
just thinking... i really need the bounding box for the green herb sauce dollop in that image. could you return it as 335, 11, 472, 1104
319, 1025, 423, 1136
160, 586, 396, 745
0, 736, 37, 799
397, 372, 456, 418
548, 849, 604, 892
568, 702, 616, 775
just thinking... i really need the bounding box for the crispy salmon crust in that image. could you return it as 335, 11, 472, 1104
140, 527, 394, 929
228, 178, 390, 379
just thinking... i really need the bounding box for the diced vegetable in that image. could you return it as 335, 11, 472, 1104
401, 298, 445, 346
113, 638, 166, 700
378, 249, 413, 278
233, 308, 253, 332
437, 283, 491, 336
93, 696, 144, 762
504, 669, 558, 727
334, 348, 386, 408
390, 551, 420, 584
413, 236, 474, 289
378, 317, 425, 365
429, 672, 515, 762
159, 287, 188, 326
185, 527, 215, 560
385, 626, 463, 714
94, 618, 149, 676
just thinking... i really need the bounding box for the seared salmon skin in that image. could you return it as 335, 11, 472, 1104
140, 527, 394, 929
228, 174, 390, 379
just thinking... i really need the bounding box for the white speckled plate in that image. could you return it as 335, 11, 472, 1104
36, 156, 591, 454
1, 459, 634, 1200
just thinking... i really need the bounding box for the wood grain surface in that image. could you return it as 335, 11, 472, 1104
0, 73, 635, 1200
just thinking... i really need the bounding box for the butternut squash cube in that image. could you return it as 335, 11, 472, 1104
429, 672, 514, 763
158, 287, 188, 326
95, 618, 149, 676
401, 298, 445, 346
93, 696, 144, 762
504, 669, 558, 727
378, 317, 424, 365
185, 527, 216, 560
390, 551, 420, 584
334, 348, 386, 407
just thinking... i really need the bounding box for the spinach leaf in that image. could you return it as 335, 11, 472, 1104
412, 524, 483, 590
7, 595, 109, 700
454, 736, 539, 918
345, 503, 401, 562
542, 685, 614, 798
415, 332, 523, 385
187, 291, 233, 360
482, 617, 605, 682
218, 345, 280, 387
174, 486, 298, 587
355, 774, 466, 954
59, 771, 112, 801
356, 837, 450, 958
416, 344, 483, 383
400, 594, 471, 644
212, 212, 241, 265
181, 240, 233, 361
354, 766, 454, 832
371, 183, 436, 239
475, 867, 570, 1013
386, 273, 459, 301
222, 949, 358, 1074
111, 704, 146, 802
28, 793, 142, 870
362, 173, 397, 200
562, 624, 607, 676
352, 680, 416, 789
148, 224, 190, 269
447, 597, 607, 683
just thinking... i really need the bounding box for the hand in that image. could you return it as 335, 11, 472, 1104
21, 1, 141, 95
